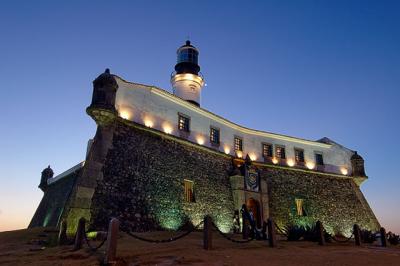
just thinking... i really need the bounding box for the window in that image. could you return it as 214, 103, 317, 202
178, 49, 198, 64
295, 199, 306, 216
295, 149, 305, 163
276, 146, 286, 159
210, 127, 220, 144
234, 136, 243, 151
315, 153, 324, 165
184, 179, 195, 203
178, 114, 190, 132
262, 143, 273, 158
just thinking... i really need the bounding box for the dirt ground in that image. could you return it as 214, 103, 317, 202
1, 228, 399, 266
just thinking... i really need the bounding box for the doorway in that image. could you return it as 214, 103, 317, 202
246, 198, 261, 228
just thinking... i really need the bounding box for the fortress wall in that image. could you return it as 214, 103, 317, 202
89, 120, 235, 232
262, 166, 380, 236
29, 172, 78, 228
84, 118, 379, 235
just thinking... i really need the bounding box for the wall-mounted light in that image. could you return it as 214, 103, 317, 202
162, 123, 173, 134
196, 136, 205, 145
236, 151, 243, 158
144, 119, 154, 128
340, 167, 348, 175
272, 157, 278, 165
249, 153, 257, 161
287, 158, 295, 167
224, 147, 230, 155
119, 109, 132, 120
306, 161, 315, 170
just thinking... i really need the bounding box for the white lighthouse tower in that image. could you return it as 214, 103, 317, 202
171, 40, 205, 107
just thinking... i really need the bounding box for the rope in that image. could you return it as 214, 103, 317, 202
121, 221, 203, 243
83, 231, 108, 251
212, 222, 255, 243
331, 233, 354, 243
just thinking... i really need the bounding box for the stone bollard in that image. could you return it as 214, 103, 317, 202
58, 220, 67, 245
267, 218, 277, 247
316, 221, 325, 246
353, 224, 361, 246
104, 218, 120, 265
380, 227, 387, 247
73, 217, 86, 250
203, 215, 212, 250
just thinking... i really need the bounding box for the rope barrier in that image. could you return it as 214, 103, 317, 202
121, 220, 204, 243
212, 222, 255, 243
83, 231, 108, 251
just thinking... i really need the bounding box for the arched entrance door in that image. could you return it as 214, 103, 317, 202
246, 198, 261, 228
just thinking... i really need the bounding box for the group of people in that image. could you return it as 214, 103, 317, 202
233, 204, 265, 239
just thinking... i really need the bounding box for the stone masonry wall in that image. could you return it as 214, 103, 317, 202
261, 166, 380, 236
89, 120, 235, 232
84, 118, 379, 235
29, 171, 78, 228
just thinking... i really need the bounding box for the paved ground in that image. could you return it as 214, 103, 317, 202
1, 228, 399, 265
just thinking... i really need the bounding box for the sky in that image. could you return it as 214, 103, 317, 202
0, 0, 399, 233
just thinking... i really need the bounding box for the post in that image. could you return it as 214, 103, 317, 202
104, 218, 120, 264
242, 213, 249, 239
316, 221, 325, 246
353, 224, 361, 246
267, 218, 277, 247
262, 221, 267, 240
73, 217, 86, 250
380, 227, 387, 247
58, 220, 67, 245
203, 215, 212, 250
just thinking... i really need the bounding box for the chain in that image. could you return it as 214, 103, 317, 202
274, 222, 288, 236
121, 221, 204, 243
83, 231, 108, 251
331, 233, 354, 243
212, 222, 255, 243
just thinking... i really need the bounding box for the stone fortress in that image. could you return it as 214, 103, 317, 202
30, 41, 380, 236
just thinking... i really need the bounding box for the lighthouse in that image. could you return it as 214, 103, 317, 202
171, 40, 205, 107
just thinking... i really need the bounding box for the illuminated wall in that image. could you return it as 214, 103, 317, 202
30, 117, 380, 236
29, 170, 79, 229
264, 166, 380, 236
114, 76, 354, 176
89, 120, 235, 233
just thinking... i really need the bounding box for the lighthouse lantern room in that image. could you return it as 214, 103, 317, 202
171, 40, 205, 107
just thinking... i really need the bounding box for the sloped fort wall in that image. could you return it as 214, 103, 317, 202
63, 118, 379, 235
262, 166, 380, 235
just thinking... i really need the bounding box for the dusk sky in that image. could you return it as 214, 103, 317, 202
0, 1, 399, 233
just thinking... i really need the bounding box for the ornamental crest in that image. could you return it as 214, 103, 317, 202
245, 166, 260, 192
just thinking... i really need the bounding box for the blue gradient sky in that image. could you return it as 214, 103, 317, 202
0, 1, 399, 233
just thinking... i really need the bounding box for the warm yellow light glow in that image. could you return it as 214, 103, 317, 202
119, 109, 132, 120
249, 153, 257, 161
236, 151, 243, 158
306, 161, 315, 170
224, 147, 230, 154
272, 157, 278, 164
151, 88, 331, 148
196, 136, 205, 145
340, 167, 348, 175
144, 119, 154, 128
287, 158, 295, 167
162, 123, 173, 134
